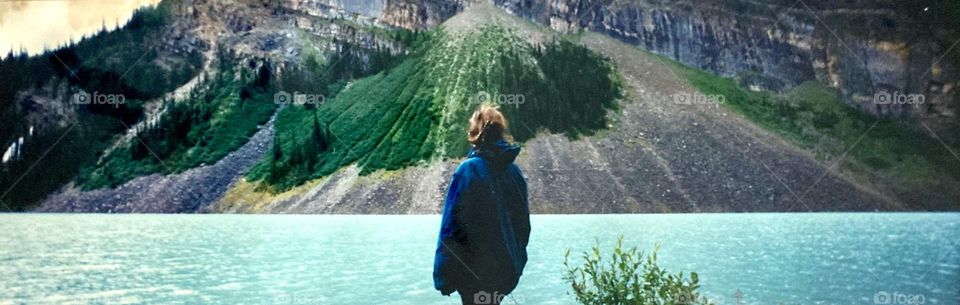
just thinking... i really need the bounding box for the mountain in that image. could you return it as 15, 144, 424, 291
3, 0, 959, 213
494, 0, 960, 127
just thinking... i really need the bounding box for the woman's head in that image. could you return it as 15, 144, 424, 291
467, 105, 510, 146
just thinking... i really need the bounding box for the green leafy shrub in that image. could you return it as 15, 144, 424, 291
563, 236, 713, 305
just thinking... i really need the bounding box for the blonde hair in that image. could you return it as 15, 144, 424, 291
467, 105, 510, 146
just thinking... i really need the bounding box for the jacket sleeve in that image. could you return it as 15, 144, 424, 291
514, 166, 531, 248
433, 164, 469, 295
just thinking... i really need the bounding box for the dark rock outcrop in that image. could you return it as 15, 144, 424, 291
379, 0, 464, 29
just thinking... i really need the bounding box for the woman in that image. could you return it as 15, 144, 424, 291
433, 105, 530, 305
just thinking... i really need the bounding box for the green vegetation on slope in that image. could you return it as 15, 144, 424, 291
671, 57, 960, 207
75, 20, 412, 191
247, 26, 623, 192
67, 5, 204, 100
0, 3, 203, 210
77, 52, 276, 190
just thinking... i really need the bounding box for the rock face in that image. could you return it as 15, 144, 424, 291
492, 0, 959, 138
195, 0, 404, 63
379, 0, 464, 29
288, 0, 387, 18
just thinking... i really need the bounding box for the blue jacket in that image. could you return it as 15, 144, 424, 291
433, 140, 530, 296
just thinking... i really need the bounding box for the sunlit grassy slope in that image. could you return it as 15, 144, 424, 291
246, 25, 624, 191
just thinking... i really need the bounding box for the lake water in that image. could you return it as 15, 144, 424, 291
0, 214, 957, 305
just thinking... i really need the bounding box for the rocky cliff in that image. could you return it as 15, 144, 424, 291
379, 0, 464, 29
491, 0, 959, 139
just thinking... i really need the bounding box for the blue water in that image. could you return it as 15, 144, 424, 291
0, 213, 957, 305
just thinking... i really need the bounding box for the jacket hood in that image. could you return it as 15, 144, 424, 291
468, 140, 520, 168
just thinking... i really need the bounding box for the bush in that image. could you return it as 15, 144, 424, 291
563, 236, 712, 305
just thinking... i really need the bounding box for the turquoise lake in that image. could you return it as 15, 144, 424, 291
1, 213, 957, 305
